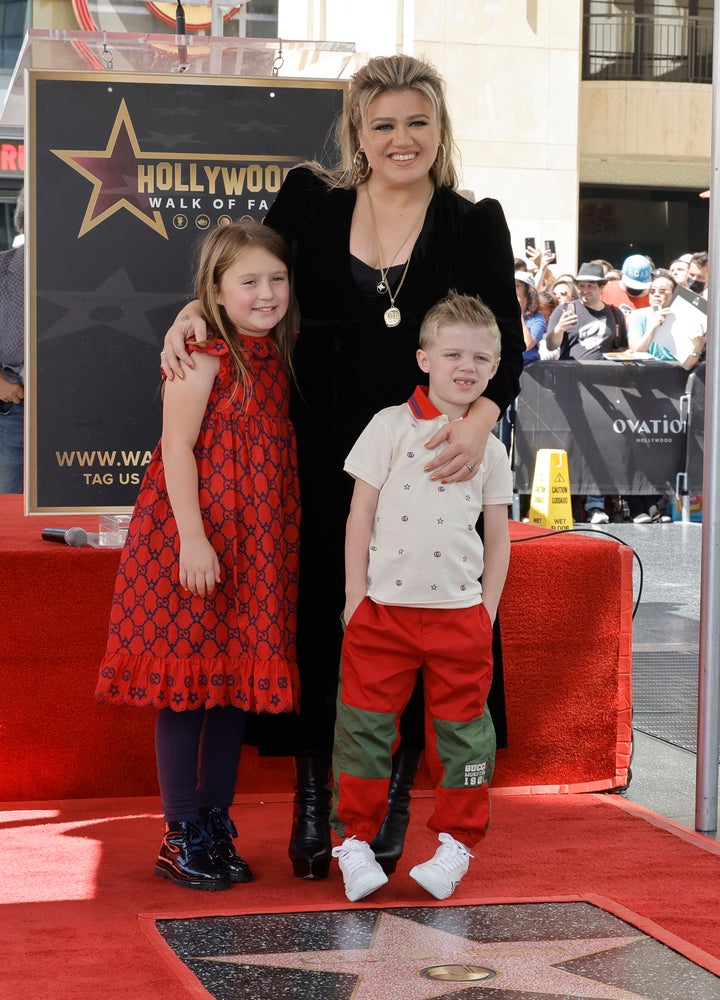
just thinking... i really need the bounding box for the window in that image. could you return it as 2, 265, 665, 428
0, 0, 29, 71
579, 184, 710, 268
582, 0, 714, 82
243, 0, 278, 39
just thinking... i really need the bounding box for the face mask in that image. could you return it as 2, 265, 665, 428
687, 278, 706, 293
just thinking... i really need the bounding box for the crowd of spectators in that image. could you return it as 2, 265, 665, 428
512, 245, 708, 524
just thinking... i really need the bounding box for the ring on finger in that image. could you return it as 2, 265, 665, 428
467, 464, 475, 472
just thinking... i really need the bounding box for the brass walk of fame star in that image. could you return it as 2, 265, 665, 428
198, 911, 648, 1000
52, 100, 168, 239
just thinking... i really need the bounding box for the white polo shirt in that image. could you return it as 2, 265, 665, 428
344, 386, 513, 609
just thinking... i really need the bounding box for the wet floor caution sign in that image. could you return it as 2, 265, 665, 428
528, 449, 572, 530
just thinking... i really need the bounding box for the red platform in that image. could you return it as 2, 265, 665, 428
1, 495, 632, 801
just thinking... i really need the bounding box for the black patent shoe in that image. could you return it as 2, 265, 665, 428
288, 754, 332, 879
200, 806, 255, 883
155, 820, 232, 891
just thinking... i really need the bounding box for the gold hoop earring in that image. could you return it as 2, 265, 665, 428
432, 142, 446, 180
353, 148, 371, 181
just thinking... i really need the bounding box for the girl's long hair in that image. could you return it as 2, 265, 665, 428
192, 219, 296, 401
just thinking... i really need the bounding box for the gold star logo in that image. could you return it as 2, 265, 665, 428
51, 100, 167, 239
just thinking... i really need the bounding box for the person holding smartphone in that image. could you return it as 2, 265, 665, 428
523, 239, 557, 291
545, 262, 628, 524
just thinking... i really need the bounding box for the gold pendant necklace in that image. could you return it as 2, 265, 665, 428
366, 185, 433, 328
384, 304, 402, 328
373, 200, 425, 294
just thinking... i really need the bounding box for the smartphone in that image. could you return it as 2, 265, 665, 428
544, 239, 556, 257
524, 236, 535, 255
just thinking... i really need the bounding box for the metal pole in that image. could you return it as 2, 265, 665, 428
694, 0, 720, 833
211, 0, 224, 38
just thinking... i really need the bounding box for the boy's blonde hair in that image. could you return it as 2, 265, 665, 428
419, 291, 501, 357
192, 219, 296, 400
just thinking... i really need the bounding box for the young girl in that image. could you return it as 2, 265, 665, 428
95, 220, 300, 892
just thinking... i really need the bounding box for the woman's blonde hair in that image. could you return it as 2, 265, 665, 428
313, 54, 459, 190
192, 219, 296, 400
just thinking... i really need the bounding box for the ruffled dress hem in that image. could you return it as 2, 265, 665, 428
95, 653, 300, 714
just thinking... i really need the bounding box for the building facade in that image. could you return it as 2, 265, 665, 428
0, 0, 712, 266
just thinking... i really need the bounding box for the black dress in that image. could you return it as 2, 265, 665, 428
252, 166, 523, 755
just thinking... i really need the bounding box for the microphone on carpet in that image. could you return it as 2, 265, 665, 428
41, 527, 88, 547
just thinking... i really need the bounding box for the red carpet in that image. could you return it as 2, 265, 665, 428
1, 791, 719, 998
2, 491, 633, 800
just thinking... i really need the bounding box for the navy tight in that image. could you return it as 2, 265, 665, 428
155, 705, 248, 822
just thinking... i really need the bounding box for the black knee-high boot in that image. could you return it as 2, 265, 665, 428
370, 745, 423, 875
288, 753, 333, 879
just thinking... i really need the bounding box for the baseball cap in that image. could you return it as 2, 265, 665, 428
622, 254, 652, 291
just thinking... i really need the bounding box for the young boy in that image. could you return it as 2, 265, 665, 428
330, 291, 513, 903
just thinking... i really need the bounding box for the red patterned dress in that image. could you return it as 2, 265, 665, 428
95, 334, 300, 714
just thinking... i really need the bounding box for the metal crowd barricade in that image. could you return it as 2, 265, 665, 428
512, 360, 693, 499
675, 365, 705, 522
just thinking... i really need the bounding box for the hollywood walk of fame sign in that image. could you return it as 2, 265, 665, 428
26, 69, 344, 512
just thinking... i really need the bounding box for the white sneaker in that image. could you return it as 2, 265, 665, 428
332, 837, 388, 902
409, 833, 473, 900
588, 509, 609, 524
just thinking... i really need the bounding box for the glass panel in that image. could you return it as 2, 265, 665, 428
0, 28, 356, 129
71, 2, 277, 36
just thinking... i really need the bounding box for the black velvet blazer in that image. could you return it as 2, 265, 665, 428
265, 165, 523, 517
